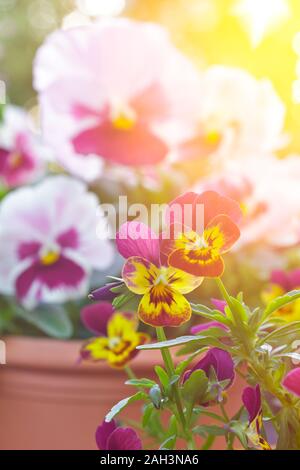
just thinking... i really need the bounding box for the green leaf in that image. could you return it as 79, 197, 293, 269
193, 424, 227, 437
137, 335, 209, 350
191, 303, 231, 326
15, 304, 73, 339
228, 421, 248, 448
228, 297, 249, 323
258, 321, 300, 346
182, 369, 208, 406
160, 435, 177, 450
262, 290, 300, 321
155, 365, 169, 390
142, 403, 155, 428
125, 378, 157, 388
105, 391, 147, 422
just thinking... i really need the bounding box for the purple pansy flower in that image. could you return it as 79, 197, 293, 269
96, 420, 142, 450
191, 321, 228, 335
282, 368, 300, 397
0, 176, 114, 308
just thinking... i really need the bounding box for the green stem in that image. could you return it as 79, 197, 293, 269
156, 327, 195, 449
125, 365, 137, 381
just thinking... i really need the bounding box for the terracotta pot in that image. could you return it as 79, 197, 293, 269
0, 336, 244, 450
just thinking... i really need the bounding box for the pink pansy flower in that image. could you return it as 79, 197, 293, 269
96, 419, 142, 450
176, 66, 285, 163
0, 176, 114, 308
34, 19, 201, 178
282, 368, 300, 397
195, 155, 300, 249
0, 105, 45, 188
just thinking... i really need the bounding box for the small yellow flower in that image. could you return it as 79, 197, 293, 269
81, 313, 149, 369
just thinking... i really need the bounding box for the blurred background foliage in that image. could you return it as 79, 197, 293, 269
1, 0, 300, 154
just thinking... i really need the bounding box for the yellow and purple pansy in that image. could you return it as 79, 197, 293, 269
80, 301, 149, 369
117, 221, 203, 328
160, 191, 242, 278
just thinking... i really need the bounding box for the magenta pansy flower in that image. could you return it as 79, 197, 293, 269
282, 368, 300, 397
96, 419, 142, 450
34, 19, 200, 177
89, 281, 122, 302
0, 105, 45, 188
184, 347, 235, 387
0, 176, 114, 308
191, 321, 228, 335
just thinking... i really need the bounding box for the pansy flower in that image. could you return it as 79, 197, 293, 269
0, 105, 45, 188
80, 302, 149, 368
96, 419, 142, 450
195, 155, 300, 250
117, 221, 203, 327
161, 191, 242, 278
0, 176, 114, 308
242, 385, 271, 450
262, 269, 300, 322
176, 66, 285, 164
34, 19, 200, 177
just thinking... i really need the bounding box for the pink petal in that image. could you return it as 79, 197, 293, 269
81, 302, 114, 336
95, 420, 117, 450
242, 385, 261, 424
106, 427, 142, 450
72, 121, 168, 166
191, 321, 227, 335
211, 298, 227, 313
282, 368, 300, 397
15, 256, 86, 302
117, 222, 160, 264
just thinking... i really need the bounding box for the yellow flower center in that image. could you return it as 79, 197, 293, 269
204, 129, 221, 145
108, 336, 122, 350
40, 249, 60, 266
110, 101, 137, 130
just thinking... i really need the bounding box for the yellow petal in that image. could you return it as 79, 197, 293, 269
82, 337, 110, 361
138, 286, 191, 327
122, 256, 160, 294
166, 266, 203, 294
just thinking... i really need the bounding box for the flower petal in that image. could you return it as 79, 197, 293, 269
211, 298, 227, 313
168, 248, 224, 277
282, 368, 300, 397
80, 337, 110, 362
89, 281, 122, 302
122, 256, 159, 294
205, 214, 240, 253
197, 190, 243, 226
72, 121, 168, 166
117, 222, 160, 264
242, 385, 261, 424
106, 427, 142, 450
80, 302, 114, 335
95, 420, 117, 450
191, 321, 227, 335
138, 286, 191, 327
166, 266, 203, 294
